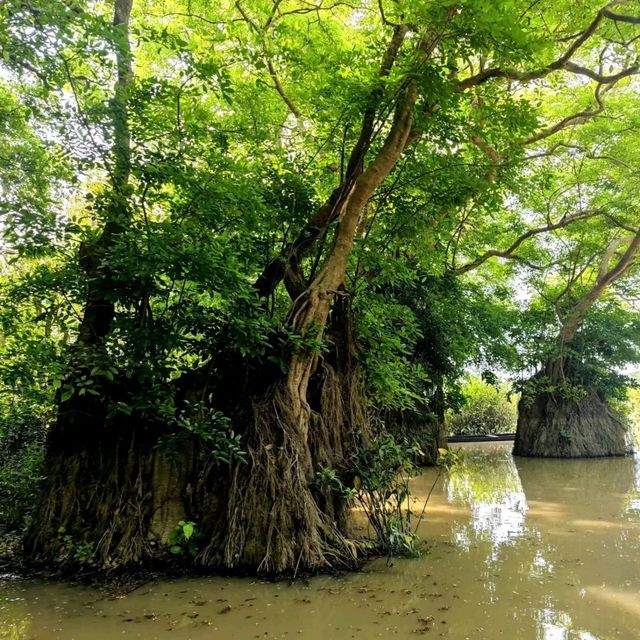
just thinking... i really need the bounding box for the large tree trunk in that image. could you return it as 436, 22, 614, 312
195, 291, 369, 574
23, 0, 179, 568
514, 362, 631, 458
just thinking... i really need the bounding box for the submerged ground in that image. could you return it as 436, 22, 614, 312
2, 442, 639, 639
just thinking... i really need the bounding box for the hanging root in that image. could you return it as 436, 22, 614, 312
310, 362, 369, 464
196, 290, 370, 574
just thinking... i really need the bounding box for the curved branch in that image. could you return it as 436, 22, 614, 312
559, 227, 640, 343
254, 22, 411, 299
523, 83, 612, 145
266, 58, 301, 118
598, 235, 635, 280
453, 209, 604, 275
562, 60, 639, 84
602, 8, 640, 24
458, 5, 639, 91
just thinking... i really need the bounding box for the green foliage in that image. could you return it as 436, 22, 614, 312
2, 0, 636, 430
625, 383, 640, 446
514, 298, 640, 401
157, 400, 247, 466
57, 534, 95, 566
357, 289, 428, 411
168, 520, 202, 557
319, 434, 423, 557
436, 446, 464, 470
608, 380, 640, 446
0, 436, 44, 531
1, 0, 640, 567
517, 374, 588, 407
0, 261, 63, 530
447, 376, 518, 435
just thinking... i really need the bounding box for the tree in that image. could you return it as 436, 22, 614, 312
513, 225, 640, 457
506, 93, 640, 455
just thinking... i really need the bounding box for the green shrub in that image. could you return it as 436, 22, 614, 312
619, 383, 640, 448
168, 520, 203, 557
318, 434, 422, 557
447, 376, 517, 435
0, 415, 46, 531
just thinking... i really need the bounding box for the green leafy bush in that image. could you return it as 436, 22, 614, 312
0, 413, 47, 531
155, 399, 247, 466
617, 382, 640, 447
168, 520, 203, 557
318, 434, 422, 557
0, 261, 63, 531
447, 375, 517, 435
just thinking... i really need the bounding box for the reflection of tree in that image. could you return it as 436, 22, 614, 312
515, 455, 636, 512
537, 605, 582, 640
446, 445, 529, 553
442, 444, 639, 638
518, 453, 640, 562
623, 454, 640, 515
0, 588, 30, 640
447, 446, 522, 503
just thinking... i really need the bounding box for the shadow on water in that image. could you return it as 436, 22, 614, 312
2, 443, 640, 640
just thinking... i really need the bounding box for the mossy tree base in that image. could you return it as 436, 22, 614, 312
24, 397, 194, 569
514, 388, 632, 458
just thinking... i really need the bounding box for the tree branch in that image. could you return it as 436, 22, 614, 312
523, 83, 612, 145
562, 60, 639, 84
453, 209, 604, 275
265, 58, 301, 118
602, 8, 640, 24
559, 226, 640, 343
254, 21, 411, 299
457, 5, 639, 91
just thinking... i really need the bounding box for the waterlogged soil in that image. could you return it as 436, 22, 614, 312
2, 443, 640, 640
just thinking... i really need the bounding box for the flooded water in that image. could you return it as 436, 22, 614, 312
2, 443, 640, 640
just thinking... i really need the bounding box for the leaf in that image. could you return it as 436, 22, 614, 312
182, 522, 194, 540
60, 386, 74, 402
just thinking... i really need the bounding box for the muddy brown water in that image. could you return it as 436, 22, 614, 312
2, 443, 640, 640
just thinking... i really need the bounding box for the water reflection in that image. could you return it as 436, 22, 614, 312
446, 445, 528, 555
0, 592, 29, 640
625, 453, 640, 515
537, 606, 600, 640
443, 444, 640, 640
0, 620, 29, 640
